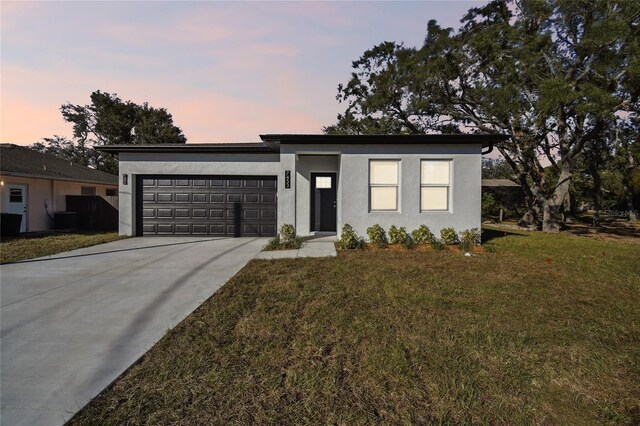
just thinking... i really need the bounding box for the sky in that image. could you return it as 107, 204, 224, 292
1, 1, 485, 145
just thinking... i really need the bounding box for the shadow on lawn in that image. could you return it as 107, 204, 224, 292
482, 227, 527, 243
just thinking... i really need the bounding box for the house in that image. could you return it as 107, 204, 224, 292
0, 144, 119, 233
98, 134, 509, 238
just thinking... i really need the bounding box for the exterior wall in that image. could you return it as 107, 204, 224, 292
0, 174, 117, 232
118, 152, 280, 236
114, 143, 482, 238
281, 143, 482, 237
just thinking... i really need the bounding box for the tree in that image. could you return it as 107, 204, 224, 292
325, 0, 640, 232
482, 158, 515, 180
31, 91, 186, 174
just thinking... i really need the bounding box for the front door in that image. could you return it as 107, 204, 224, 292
311, 173, 337, 232
6, 184, 28, 233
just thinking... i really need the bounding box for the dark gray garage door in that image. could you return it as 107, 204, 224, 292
138, 176, 277, 236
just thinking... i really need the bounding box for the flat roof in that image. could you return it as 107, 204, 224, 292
260, 134, 509, 148
97, 143, 273, 154
97, 134, 510, 153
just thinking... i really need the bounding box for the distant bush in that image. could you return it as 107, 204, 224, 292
440, 227, 458, 245
366, 224, 388, 247
411, 225, 436, 245
337, 224, 364, 250
388, 225, 408, 245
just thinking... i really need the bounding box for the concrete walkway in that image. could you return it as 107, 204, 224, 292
255, 235, 337, 259
0, 236, 267, 426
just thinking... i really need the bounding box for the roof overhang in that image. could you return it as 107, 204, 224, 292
259, 133, 510, 149
97, 143, 274, 154
96, 134, 511, 154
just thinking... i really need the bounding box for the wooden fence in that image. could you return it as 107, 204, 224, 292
65, 195, 118, 232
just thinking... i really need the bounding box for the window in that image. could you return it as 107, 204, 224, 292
81, 186, 96, 196
421, 160, 451, 211
315, 176, 332, 189
369, 160, 399, 211
9, 188, 23, 203
106, 188, 117, 196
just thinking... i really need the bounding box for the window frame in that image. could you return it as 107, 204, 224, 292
369, 159, 400, 212
81, 186, 96, 196
420, 159, 452, 212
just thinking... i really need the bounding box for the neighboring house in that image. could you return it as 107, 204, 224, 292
98, 134, 509, 238
0, 144, 119, 233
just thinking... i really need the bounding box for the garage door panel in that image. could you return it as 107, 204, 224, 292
140, 175, 276, 236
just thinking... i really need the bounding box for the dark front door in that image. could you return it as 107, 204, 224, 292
311, 173, 337, 232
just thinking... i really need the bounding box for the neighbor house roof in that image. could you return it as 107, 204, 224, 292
0, 144, 118, 185
481, 179, 519, 187
97, 134, 510, 153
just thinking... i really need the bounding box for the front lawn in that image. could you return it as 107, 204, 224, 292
0, 232, 124, 263
70, 228, 640, 425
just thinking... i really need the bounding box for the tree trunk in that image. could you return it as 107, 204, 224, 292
542, 197, 563, 232
591, 164, 602, 227
622, 177, 637, 222
541, 166, 573, 233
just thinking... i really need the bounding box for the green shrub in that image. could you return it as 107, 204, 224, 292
459, 238, 472, 253
440, 227, 458, 245
482, 192, 499, 218
388, 225, 408, 245
337, 224, 364, 250
263, 225, 302, 251
402, 234, 416, 250
431, 239, 444, 251
411, 225, 436, 245
458, 228, 481, 254
366, 224, 388, 247
264, 235, 281, 251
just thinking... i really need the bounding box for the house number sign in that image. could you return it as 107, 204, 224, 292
285, 170, 291, 189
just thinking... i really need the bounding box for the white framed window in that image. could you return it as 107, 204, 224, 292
421, 160, 451, 211
370, 160, 399, 211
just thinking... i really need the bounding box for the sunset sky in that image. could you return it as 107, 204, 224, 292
1, 1, 483, 145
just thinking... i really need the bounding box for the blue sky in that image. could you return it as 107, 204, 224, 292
1, 1, 486, 144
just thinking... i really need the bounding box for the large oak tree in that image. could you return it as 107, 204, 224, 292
326, 0, 639, 231
31, 91, 186, 174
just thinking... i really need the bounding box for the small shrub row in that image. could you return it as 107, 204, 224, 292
264, 224, 302, 251
339, 224, 481, 253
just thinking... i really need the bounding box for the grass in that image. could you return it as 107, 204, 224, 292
0, 232, 124, 263
70, 227, 640, 425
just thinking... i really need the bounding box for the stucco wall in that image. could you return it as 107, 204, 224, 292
118, 152, 280, 236
116, 143, 482, 238
280, 143, 482, 237
0, 174, 117, 232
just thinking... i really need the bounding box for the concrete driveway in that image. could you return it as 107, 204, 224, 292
0, 236, 267, 426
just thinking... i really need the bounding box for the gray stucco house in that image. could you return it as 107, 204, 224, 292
99, 134, 508, 238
